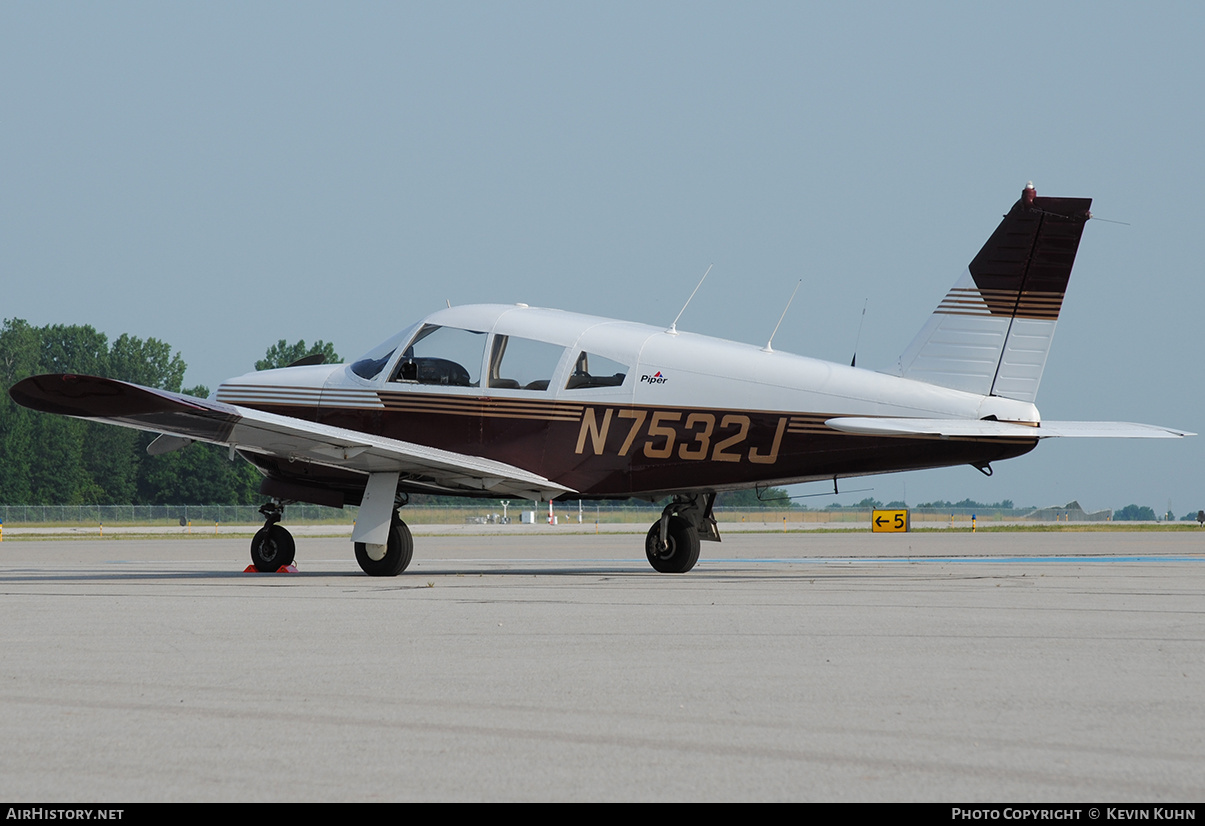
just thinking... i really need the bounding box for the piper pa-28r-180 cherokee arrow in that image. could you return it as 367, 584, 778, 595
10, 185, 1192, 575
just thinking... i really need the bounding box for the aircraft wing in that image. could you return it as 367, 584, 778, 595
9, 374, 575, 501
825, 417, 1194, 439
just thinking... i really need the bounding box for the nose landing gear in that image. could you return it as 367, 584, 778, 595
644, 492, 718, 573
250, 501, 296, 571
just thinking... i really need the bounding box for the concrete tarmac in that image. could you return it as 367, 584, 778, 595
1, 528, 1203, 802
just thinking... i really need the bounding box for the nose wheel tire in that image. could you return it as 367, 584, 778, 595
645, 516, 700, 573
250, 524, 296, 571
355, 521, 414, 576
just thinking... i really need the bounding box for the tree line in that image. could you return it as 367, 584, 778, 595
0, 319, 336, 505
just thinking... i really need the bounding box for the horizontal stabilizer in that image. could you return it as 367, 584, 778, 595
825, 417, 1193, 439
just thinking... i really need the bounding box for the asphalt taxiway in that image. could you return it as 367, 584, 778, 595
1, 528, 1202, 801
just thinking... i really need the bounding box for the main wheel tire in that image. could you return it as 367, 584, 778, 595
355, 521, 414, 576
250, 524, 296, 571
645, 516, 701, 573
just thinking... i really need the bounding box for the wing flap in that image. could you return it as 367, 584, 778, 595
224, 407, 573, 498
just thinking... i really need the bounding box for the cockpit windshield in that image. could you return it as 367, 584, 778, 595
349, 325, 417, 380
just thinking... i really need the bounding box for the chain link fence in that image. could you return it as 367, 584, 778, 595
0, 504, 354, 525
0, 503, 1079, 526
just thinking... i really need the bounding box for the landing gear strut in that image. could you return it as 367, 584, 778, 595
250, 501, 295, 571
645, 493, 718, 573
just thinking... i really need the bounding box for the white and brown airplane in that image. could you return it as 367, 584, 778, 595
10, 185, 1192, 575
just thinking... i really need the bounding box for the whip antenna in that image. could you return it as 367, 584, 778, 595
850, 298, 867, 367
763, 279, 802, 353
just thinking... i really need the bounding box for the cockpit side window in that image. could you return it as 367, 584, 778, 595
389, 325, 486, 387
488, 335, 564, 391
564, 351, 627, 390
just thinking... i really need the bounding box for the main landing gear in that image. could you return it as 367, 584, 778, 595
645, 493, 719, 574
249, 499, 414, 576
354, 518, 414, 577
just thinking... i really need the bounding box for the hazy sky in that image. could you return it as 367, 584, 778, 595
3, 2, 1202, 513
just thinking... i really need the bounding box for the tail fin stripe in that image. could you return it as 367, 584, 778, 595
936, 288, 1065, 319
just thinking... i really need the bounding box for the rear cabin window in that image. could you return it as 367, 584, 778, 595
488, 335, 564, 391
390, 325, 486, 387
564, 351, 627, 390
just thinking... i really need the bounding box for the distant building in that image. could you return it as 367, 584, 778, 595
1023, 501, 1112, 522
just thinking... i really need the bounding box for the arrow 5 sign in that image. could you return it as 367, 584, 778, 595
871, 509, 909, 533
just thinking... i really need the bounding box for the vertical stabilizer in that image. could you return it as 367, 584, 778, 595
895, 184, 1092, 402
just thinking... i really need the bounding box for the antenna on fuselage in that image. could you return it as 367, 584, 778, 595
763, 279, 802, 353
667, 263, 713, 335
850, 298, 867, 367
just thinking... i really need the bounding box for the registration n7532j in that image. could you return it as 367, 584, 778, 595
575, 408, 788, 464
